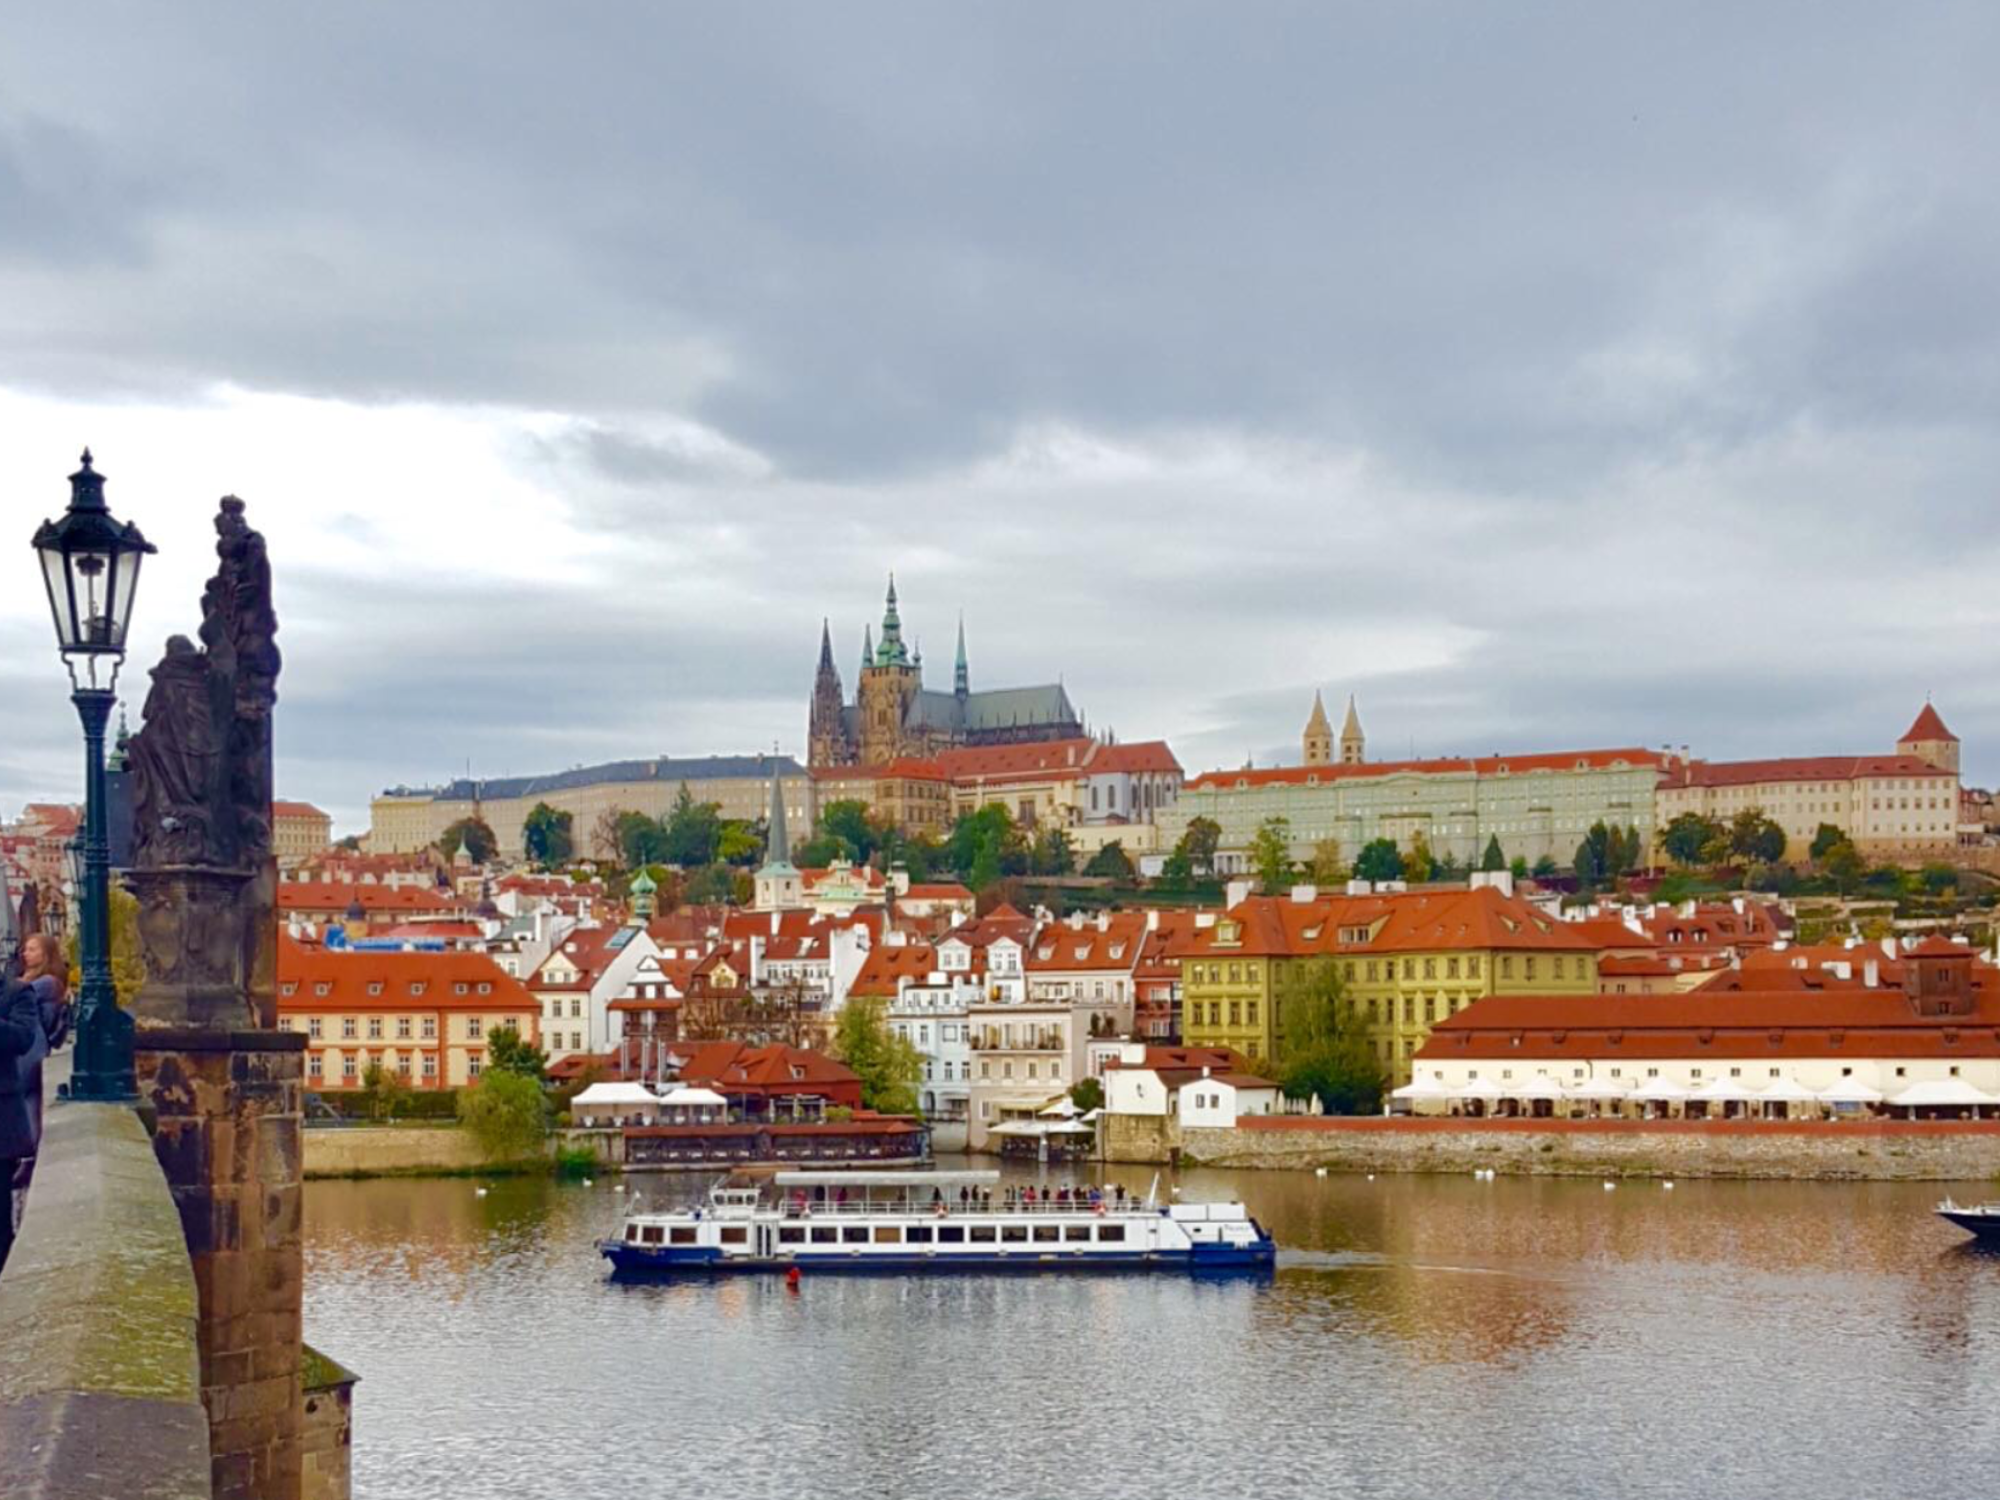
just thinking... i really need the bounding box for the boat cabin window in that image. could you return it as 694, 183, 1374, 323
1001, 1225, 1028, 1243
670, 1227, 697, 1245
1098, 1224, 1126, 1242
938, 1225, 965, 1243
779, 1226, 805, 1244
968, 1225, 996, 1243
907, 1225, 934, 1244
1034, 1225, 1060, 1243
811, 1226, 838, 1244
641, 1226, 664, 1245
1061, 1225, 1090, 1241
873, 1226, 901, 1245
720, 1226, 748, 1245
841, 1226, 870, 1245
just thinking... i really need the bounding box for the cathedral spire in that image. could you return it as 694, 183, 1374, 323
817, 617, 834, 672
954, 612, 969, 697
875, 573, 908, 666
861, 622, 874, 675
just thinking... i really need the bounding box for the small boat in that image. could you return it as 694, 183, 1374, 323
598, 1169, 1275, 1275
1935, 1198, 2000, 1242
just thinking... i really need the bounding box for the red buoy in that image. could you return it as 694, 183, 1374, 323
786, 1266, 802, 1290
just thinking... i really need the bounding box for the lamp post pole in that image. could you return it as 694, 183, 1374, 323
33, 449, 153, 1105
68, 684, 133, 1100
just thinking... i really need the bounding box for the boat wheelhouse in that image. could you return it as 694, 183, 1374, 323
598, 1169, 1275, 1275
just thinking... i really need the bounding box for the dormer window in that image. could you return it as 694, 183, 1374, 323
367, 982, 384, 996
411, 982, 426, 997
314, 982, 331, 997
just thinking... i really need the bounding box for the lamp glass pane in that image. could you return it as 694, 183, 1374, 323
40, 543, 77, 651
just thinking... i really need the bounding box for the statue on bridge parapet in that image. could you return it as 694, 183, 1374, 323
126, 494, 281, 1029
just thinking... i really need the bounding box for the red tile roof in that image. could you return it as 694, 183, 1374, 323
1187, 748, 1666, 792
936, 739, 1100, 782
1662, 755, 1952, 789
847, 944, 940, 997
272, 800, 329, 819
1902, 703, 1957, 743
1027, 912, 1150, 972
1088, 741, 1182, 775
276, 936, 538, 1014
280, 882, 465, 915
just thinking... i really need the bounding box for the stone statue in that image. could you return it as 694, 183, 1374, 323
127, 498, 281, 874
126, 497, 281, 1029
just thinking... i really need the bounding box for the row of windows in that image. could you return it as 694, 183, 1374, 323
977, 1058, 1063, 1082
292, 1015, 504, 1041
282, 979, 492, 999
308, 1050, 443, 1081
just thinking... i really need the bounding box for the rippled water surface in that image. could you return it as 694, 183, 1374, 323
305, 1163, 2000, 1499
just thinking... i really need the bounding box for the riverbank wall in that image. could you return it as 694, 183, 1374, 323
303, 1127, 625, 1179
1106, 1114, 2000, 1181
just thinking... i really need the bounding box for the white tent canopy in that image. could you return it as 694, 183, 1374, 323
1630, 1078, 1690, 1102
571, 1082, 659, 1107
1887, 1079, 1997, 1109
1568, 1078, 1632, 1101
1449, 1079, 1501, 1099
658, 1086, 729, 1107
1391, 1078, 1453, 1101
1690, 1076, 1763, 1103
1818, 1080, 1886, 1105
1755, 1078, 1822, 1105
1037, 1097, 1081, 1118
1502, 1074, 1568, 1099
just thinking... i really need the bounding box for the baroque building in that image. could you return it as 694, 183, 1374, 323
808, 578, 1084, 768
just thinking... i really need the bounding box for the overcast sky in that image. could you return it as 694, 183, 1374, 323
5, 4, 1997, 833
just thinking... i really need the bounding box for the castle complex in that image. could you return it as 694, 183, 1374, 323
808, 579, 1084, 768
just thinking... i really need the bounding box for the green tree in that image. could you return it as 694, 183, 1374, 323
1068, 1076, 1104, 1113
1178, 816, 1223, 876
1401, 834, 1435, 884
615, 809, 667, 869
832, 994, 924, 1115
1920, 862, 1959, 894
1662, 812, 1721, 867
1810, 823, 1848, 863
1305, 837, 1347, 886
457, 1070, 550, 1163
1480, 835, 1507, 872
1573, 837, 1600, 891
521, 803, 574, 867
716, 820, 763, 866
684, 863, 735, 904
1274, 958, 1385, 1116
1083, 841, 1136, 881
1509, 855, 1530, 879
1157, 846, 1194, 887
1030, 824, 1076, 876
1354, 837, 1402, 883
948, 803, 1023, 887
486, 1024, 549, 1081
1727, 808, 1786, 865
437, 816, 497, 865
818, 800, 882, 863
1531, 855, 1560, 879
358, 1061, 410, 1123
1821, 838, 1865, 894
1250, 816, 1294, 893
662, 783, 723, 867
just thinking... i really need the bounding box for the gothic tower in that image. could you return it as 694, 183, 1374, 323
857, 575, 923, 763
1302, 690, 1333, 766
954, 612, 970, 700
808, 619, 852, 768
1339, 695, 1366, 765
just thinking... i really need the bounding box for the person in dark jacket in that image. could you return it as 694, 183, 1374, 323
13, 933, 68, 1208
0, 973, 43, 1270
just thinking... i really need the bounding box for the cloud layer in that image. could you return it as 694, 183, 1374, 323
4, 4, 1997, 830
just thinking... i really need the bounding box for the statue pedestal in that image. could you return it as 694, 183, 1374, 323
129, 865, 262, 1030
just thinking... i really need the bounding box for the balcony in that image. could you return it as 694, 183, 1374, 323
969, 1031, 1065, 1053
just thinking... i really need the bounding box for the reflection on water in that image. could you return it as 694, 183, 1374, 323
306, 1164, 2000, 1499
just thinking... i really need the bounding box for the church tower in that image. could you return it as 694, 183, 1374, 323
1898, 701, 1960, 775
1302, 690, 1333, 766
754, 762, 804, 912
1339, 695, 1366, 765
808, 619, 852, 768
857, 575, 923, 763
954, 613, 970, 700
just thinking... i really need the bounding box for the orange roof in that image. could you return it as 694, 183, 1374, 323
902, 882, 973, 901
1186, 748, 1666, 792
848, 944, 941, 996
279, 881, 464, 914
1088, 741, 1182, 775
1902, 703, 1957, 743
272, 800, 329, 819
937, 739, 1100, 782
811, 757, 949, 783
1181, 887, 1598, 960
1027, 912, 1150, 972
1663, 755, 1951, 789
276, 936, 538, 1014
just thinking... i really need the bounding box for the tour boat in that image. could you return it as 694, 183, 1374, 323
1935, 1199, 2000, 1242
598, 1169, 1276, 1275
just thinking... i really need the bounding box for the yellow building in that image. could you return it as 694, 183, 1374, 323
810, 758, 955, 837
272, 800, 333, 870
1176, 885, 1600, 1080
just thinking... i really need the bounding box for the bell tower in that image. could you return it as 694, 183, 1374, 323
808, 619, 852, 768
1303, 691, 1333, 766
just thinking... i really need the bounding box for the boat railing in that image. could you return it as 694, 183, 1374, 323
767, 1196, 1153, 1219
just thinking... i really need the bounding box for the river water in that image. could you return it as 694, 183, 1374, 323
304, 1161, 2000, 1499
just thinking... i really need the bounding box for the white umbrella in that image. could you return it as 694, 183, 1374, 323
1817, 1080, 1885, 1105
1755, 1077, 1821, 1105
1449, 1078, 1501, 1099
1630, 1078, 1689, 1103
1886, 1079, 1997, 1109
1502, 1074, 1568, 1100
1037, 1097, 1080, 1118
1078, 1108, 1104, 1123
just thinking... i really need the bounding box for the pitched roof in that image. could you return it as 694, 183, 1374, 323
279, 882, 465, 915
276, 937, 538, 1013
1902, 703, 1957, 743
847, 944, 940, 996
936, 739, 1100, 782
1180, 887, 1598, 959
1186, 748, 1666, 791
402, 754, 807, 803
272, 800, 329, 820
1027, 912, 1150, 972
1663, 754, 1952, 788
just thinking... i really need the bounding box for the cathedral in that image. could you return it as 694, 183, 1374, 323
809, 579, 1085, 768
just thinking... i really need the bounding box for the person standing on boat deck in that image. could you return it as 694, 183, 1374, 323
0, 971, 43, 1270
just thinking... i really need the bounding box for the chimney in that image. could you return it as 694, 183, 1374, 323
1194, 912, 1217, 930
1225, 878, 1252, 909
1290, 884, 1317, 904
1863, 958, 1879, 989
1145, 909, 1160, 931
1347, 879, 1373, 896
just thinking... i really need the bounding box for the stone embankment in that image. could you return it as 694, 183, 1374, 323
304, 1125, 623, 1178
1108, 1114, 2000, 1181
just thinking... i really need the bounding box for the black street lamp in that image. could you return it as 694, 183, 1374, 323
32, 450, 155, 1102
